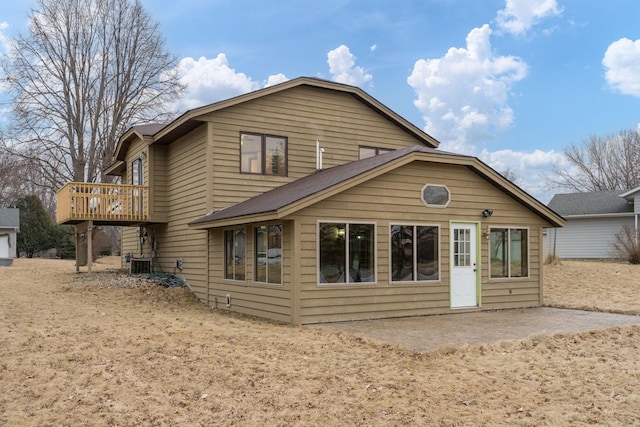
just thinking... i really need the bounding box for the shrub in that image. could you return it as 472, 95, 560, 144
612, 224, 640, 264
544, 253, 562, 265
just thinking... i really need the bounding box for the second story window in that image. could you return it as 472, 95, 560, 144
132, 157, 144, 185
359, 146, 392, 159
240, 132, 287, 176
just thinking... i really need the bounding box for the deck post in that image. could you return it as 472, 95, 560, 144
74, 220, 93, 273
87, 220, 93, 273
75, 227, 80, 273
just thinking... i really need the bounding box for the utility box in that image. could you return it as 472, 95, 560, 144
130, 258, 151, 274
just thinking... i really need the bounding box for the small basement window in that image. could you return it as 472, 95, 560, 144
421, 184, 450, 208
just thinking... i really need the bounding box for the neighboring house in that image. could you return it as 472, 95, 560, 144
56, 77, 564, 324
0, 208, 20, 262
545, 189, 639, 259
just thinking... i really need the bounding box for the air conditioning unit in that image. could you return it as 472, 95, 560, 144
130, 258, 151, 274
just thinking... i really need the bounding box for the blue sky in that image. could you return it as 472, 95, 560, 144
1, 0, 640, 202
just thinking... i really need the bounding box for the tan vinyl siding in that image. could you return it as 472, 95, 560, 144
207, 226, 293, 323
118, 127, 208, 300
206, 85, 428, 211
149, 145, 168, 222
290, 161, 549, 324
119, 137, 151, 267
157, 126, 208, 299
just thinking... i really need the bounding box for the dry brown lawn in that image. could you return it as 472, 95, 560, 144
0, 257, 639, 426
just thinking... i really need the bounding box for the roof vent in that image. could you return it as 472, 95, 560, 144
316, 140, 325, 171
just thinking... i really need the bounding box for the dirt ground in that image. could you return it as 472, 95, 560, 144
0, 257, 639, 426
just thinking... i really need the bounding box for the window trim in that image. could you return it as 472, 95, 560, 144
389, 223, 441, 284
240, 132, 288, 176
421, 183, 450, 208
317, 220, 377, 286
253, 224, 283, 286
488, 226, 530, 279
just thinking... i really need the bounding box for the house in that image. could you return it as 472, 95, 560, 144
56, 77, 564, 324
545, 189, 639, 259
0, 208, 20, 264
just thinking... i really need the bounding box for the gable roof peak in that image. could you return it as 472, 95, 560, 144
151, 76, 441, 148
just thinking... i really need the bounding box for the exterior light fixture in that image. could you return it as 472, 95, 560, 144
482, 209, 493, 217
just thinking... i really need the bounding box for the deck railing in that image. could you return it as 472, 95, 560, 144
56, 182, 149, 224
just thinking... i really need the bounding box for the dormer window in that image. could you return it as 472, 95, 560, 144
240, 132, 287, 176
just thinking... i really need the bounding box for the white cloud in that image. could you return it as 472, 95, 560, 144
370, 44, 377, 54
603, 38, 640, 97
479, 148, 568, 202
0, 22, 10, 54
407, 24, 528, 154
175, 54, 260, 109
327, 45, 373, 87
496, 0, 562, 36
264, 73, 289, 88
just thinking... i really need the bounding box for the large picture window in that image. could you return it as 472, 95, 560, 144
224, 228, 246, 281
490, 228, 528, 278
241, 133, 287, 176
391, 225, 439, 282
255, 224, 282, 284
318, 222, 375, 284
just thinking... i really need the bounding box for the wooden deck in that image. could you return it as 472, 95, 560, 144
56, 182, 150, 225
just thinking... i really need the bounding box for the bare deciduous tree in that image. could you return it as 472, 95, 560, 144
0, 150, 22, 206
0, 146, 58, 216
548, 129, 640, 192
499, 167, 520, 185
2, 0, 184, 191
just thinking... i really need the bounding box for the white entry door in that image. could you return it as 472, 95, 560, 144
450, 223, 478, 308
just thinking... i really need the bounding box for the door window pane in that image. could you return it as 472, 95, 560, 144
453, 228, 471, 267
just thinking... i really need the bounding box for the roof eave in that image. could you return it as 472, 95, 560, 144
104, 160, 125, 177
619, 186, 640, 200
188, 211, 280, 229
562, 212, 636, 219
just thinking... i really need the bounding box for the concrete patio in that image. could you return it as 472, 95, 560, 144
310, 307, 640, 352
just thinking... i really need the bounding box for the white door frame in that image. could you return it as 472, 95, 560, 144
450, 222, 480, 308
